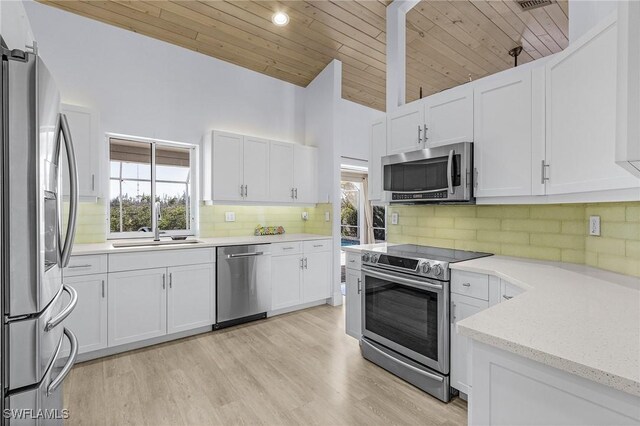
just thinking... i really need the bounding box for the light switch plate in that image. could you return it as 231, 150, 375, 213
324, 211, 330, 222
225, 212, 235, 222
589, 215, 601, 236
301, 212, 309, 221
391, 212, 399, 225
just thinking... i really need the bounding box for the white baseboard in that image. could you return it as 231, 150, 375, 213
268, 299, 329, 317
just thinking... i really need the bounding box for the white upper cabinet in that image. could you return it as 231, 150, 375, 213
204, 131, 317, 204
243, 136, 270, 202
387, 101, 423, 155
293, 144, 318, 204
545, 14, 639, 195
369, 119, 386, 201
269, 141, 295, 202
424, 84, 474, 148
474, 67, 544, 197
210, 131, 244, 201
60, 104, 100, 199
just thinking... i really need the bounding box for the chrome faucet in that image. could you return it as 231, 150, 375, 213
154, 201, 161, 241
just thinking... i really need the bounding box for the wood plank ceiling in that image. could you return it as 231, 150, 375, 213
38, 0, 568, 112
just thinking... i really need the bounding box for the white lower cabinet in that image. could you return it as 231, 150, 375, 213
271, 255, 303, 310
167, 264, 215, 334
62, 273, 108, 354
302, 250, 331, 302
108, 268, 168, 347
345, 267, 362, 340
450, 293, 489, 395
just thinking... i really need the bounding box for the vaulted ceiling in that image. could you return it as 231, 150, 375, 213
38, 0, 568, 112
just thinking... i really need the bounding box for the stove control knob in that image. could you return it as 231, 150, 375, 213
432, 264, 443, 277
421, 262, 431, 274
371, 254, 379, 263
362, 253, 371, 262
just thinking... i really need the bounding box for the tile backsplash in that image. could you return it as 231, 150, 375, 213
70, 200, 333, 242
387, 202, 640, 277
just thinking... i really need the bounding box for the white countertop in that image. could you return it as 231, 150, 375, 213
341, 243, 640, 397
452, 256, 640, 398
72, 234, 331, 255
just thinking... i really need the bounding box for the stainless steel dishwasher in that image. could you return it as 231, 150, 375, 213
215, 244, 271, 329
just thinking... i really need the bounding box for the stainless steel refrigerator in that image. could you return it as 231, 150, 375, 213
1, 37, 80, 425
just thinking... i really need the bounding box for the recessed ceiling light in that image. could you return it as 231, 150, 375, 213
272, 12, 289, 26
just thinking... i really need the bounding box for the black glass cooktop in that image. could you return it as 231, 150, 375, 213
386, 244, 493, 263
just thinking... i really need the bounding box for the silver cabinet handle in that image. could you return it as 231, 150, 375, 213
295, 188, 298, 199
474, 167, 479, 190
68, 264, 92, 269
291, 188, 294, 199
357, 278, 361, 294
462, 282, 471, 287
424, 124, 428, 142
313, 244, 323, 248
245, 185, 248, 198
541, 160, 550, 184
47, 328, 78, 396
162, 273, 166, 290
447, 149, 455, 195
349, 259, 356, 263
91, 174, 95, 191
367, 341, 443, 382
304, 257, 308, 269
58, 113, 79, 268
169, 273, 172, 289
451, 302, 456, 323
300, 257, 304, 269
282, 247, 294, 250
240, 185, 244, 197
45, 285, 78, 332
101, 280, 105, 298
418, 125, 422, 144
503, 294, 513, 300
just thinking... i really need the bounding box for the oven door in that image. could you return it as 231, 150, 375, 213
361, 266, 449, 374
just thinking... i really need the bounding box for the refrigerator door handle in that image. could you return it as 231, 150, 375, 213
45, 285, 77, 332
47, 327, 78, 396
58, 113, 79, 268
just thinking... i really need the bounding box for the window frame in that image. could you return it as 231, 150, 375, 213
372, 204, 387, 242
106, 133, 198, 240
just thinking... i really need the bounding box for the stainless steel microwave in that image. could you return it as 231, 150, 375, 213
382, 142, 474, 204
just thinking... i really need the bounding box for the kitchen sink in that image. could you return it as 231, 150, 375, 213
112, 239, 204, 248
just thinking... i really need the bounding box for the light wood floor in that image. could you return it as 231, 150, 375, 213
64, 305, 467, 425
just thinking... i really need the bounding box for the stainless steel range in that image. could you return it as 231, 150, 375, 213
359, 245, 492, 402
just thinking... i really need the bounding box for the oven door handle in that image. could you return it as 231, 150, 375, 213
366, 341, 444, 382
363, 267, 443, 291
447, 149, 455, 195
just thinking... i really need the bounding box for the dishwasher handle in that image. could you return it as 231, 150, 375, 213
227, 252, 269, 259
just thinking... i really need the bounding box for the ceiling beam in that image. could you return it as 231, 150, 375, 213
386, 0, 420, 111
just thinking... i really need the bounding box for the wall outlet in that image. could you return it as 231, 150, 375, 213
589, 215, 601, 236
325, 211, 330, 222
391, 212, 399, 225
225, 212, 235, 222
301, 212, 309, 221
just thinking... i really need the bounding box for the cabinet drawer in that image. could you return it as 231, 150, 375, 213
64, 254, 107, 277
109, 248, 215, 272
303, 239, 332, 253
271, 242, 303, 256
345, 252, 361, 270
451, 270, 489, 301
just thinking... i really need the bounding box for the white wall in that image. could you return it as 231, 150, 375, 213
338, 99, 385, 164
569, 0, 618, 43
23, 1, 305, 149
0, 0, 34, 51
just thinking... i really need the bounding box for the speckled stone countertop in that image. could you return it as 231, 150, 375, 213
452, 256, 640, 397
71, 234, 331, 255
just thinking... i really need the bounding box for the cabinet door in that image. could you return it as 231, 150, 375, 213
474, 70, 535, 197
271, 255, 303, 310
212, 131, 244, 201
108, 268, 167, 346
345, 268, 362, 340
243, 136, 270, 202
269, 141, 295, 202
167, 264, 215, 334
60, 104, 99, 198
424, 85, 473, 148
546, 16, 639, 194
293, 145, 318, 204
369, 119, 386, 201
451, 293, 489, 395
499, 279, 525, 302
302, 251, 331, 303
387, 101, 423, 154
62, 274, 107, 354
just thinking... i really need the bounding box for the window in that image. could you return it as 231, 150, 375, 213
108, 136, 196, 238
372, 205, 386, 242
341, 181, 361, 246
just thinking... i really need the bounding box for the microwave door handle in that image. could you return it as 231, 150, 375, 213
58, 113, 79, 268
447, 149, 454, 195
